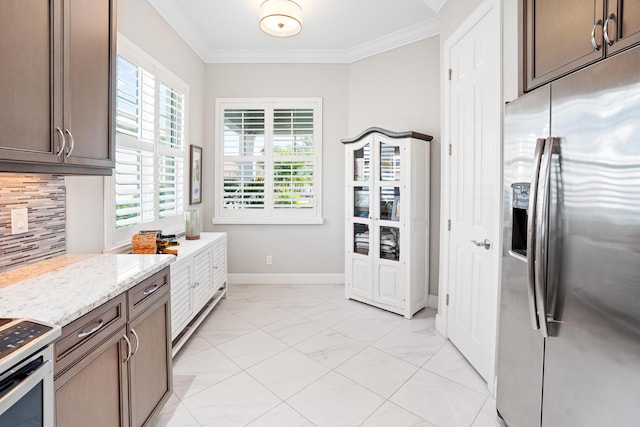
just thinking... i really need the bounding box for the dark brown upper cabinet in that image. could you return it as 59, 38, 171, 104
605, 0, 640, 54
525, 0, 640, 91
0, 0, 115, 175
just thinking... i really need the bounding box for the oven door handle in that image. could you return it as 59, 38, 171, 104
0, 359, 52, 416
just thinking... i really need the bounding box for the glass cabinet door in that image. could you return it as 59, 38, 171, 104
379, 226, 400, 261
353, 143, 371, 181
353, 223, 369, 256
379, 141, 400, 181
354, 186, 370, 219
379, 187, 400, 222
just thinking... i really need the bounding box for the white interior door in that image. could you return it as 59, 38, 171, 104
444, 1, 501, 383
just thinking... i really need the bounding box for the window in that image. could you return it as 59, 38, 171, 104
106, 36, 188, 248
214, 99, 322, 224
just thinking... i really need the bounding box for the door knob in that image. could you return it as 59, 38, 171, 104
471, 239, 491, 250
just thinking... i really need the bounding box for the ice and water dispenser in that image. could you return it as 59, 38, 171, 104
510, 183, 530, 257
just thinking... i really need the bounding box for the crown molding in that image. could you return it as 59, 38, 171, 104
203, 49, 351, 64
148, 0, 440, 64
147, 0, 210, 60
423, 0, 449, 13
205, 19, 440, 64
345, 18, 440, 63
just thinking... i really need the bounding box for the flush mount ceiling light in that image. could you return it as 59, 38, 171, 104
259, 0, 302, 38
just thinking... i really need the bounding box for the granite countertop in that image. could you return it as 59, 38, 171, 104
0, 253, 175, 326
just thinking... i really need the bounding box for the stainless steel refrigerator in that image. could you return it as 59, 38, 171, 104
496, 45, 640, 427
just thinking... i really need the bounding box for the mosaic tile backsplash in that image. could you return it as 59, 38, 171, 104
0, 175, 66, 272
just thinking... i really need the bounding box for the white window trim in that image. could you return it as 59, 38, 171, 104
213, 98, 323, 225
105, 34, 190, 251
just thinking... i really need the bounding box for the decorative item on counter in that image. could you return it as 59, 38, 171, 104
131, 233, 158, 255
132, 230, 180, 255
185, 209, 200, 240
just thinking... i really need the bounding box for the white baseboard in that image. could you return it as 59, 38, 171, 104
228, 273, 344, 285
428, 294, 439, 309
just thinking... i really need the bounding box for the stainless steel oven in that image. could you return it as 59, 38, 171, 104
0, 319, 60, 427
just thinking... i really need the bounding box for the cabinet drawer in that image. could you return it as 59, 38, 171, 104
128, 267, 170, 320
55, 293, 126, 376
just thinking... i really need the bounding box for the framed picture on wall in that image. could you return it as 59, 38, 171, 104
190, 145, 203, 205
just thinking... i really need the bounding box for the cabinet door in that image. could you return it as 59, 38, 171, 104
525, 0, 605, 90
55, 326, 129, 427
606, 1, 640, 54
128, 293, 172, 427
0, 0, 61, 165
170, 260, 193, 339
213, 236, 228, 291
62, 0, 115, 168
374, 262, 404, 309
345, 139, 374, 300
193, 248, 214, 301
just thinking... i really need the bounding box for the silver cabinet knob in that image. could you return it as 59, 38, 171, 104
471, 239, 492, 250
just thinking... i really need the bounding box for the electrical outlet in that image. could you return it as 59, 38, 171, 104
11, 208, 28, 235
266, 255, 273, 265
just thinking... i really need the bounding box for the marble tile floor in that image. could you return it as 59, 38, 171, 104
156, 284, 504, 427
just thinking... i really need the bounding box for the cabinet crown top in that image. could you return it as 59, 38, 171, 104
341, 127, 433, 144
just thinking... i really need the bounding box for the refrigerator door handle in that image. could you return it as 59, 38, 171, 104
534, 137, 559, 338
526, 138, 546, 330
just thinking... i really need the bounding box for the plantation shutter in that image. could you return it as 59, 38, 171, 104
273, 108, 315, 209
222, 109, 266, 209
113, 50, 186, 231
114, 148, 154, 228
215, 99, 321, 223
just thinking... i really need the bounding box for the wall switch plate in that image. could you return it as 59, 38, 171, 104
266, 255, 272, 265
11, 208, 28, 235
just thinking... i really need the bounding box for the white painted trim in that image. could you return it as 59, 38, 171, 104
428, 294, 439, 309
228, 274, 344, 285
145, 0, 440, 64
205, 21, 440, 64
346, 19, 440, 63
439, 0, 502, 395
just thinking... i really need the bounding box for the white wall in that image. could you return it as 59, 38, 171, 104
348, 37, 441, 295
205, 64, 349, 278
65, 0, 206, 253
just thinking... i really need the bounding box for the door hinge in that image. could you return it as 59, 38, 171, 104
448, 219, 451, 231
446, 294, 450, 306
448, 68, 452, 81
448, 144, 452, 156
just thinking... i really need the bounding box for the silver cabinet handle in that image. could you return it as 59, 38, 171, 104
591, 19, 603, 50
77, 319, 104, 338
123, 334, 132, 363
471, 239, 491, 250
603, 13, 616, 46
526, 138, 545, 331
64, 129, 75, 157
143, 284, 160, 295
130, 329, 140, 357
55, 127, 66, 156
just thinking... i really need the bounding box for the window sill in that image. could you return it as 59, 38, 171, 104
212, 217, 325, 225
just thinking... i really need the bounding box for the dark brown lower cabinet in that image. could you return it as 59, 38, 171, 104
54, 267, 172, 426
128, 292, 172, 427
55, 326, 129, 427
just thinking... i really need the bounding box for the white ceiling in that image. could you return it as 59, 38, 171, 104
146, 0, 446, 63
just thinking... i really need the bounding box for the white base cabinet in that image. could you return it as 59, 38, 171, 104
169, 232, 227, 354
343, 128, 432, 319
